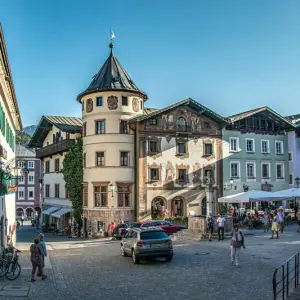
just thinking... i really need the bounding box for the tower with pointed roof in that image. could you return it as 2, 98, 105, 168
77, 41, 147, 230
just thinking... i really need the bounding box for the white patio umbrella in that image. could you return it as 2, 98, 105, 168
252, 188, 300, 202
218, 190, 274, 204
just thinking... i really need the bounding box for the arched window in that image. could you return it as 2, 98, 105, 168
177, 117, 187, 132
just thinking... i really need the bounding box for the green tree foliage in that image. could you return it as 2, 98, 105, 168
62, 138, 83, 222
16, 131, 31, 146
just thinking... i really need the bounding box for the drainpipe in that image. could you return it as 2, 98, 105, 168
129, 123, 139, 221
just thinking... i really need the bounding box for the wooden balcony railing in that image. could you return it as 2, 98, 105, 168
36, 139, 75, 159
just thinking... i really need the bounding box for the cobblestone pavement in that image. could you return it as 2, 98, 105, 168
0, 224, 299, 299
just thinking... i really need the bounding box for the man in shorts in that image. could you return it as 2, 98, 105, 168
206, 214, 214, 241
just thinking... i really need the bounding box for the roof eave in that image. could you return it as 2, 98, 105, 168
76, 88, 148, 102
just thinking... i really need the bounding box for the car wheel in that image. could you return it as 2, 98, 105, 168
165, 255, 173, 262
121, 245, 128, 257
132, 250, 140, 264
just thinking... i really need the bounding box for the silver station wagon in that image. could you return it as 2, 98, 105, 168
120, 227, 173, 264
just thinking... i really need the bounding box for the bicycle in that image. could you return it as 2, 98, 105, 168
0, 247, 21, 280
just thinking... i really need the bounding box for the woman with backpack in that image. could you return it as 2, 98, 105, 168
230, 224, 245, 268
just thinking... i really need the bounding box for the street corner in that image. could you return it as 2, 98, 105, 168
0, 283, 30, 297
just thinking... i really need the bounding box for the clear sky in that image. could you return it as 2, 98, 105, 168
1, 0, 300, 127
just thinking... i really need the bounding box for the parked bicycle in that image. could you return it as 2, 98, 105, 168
0, 247, 21, 280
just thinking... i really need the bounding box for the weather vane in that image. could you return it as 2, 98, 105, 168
108, 29, 116, 49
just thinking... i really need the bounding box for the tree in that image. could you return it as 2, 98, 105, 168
62, 138, 83, 222
16, 131, 31, 146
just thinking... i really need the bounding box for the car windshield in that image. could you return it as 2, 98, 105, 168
141, 231, 169, 240
129, 223, 140, 228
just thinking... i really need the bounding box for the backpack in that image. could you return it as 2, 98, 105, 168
207, 217, 214, 228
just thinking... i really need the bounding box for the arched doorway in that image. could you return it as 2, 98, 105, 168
201, 197, 207, 216
151, 197, 167, 219
16, 208, 24, 218
171, 198, 184, 217
25, 207, 34, 219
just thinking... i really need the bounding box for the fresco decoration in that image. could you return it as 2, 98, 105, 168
162, 114, 174, 130
107, 96, 118, 110
86, 98, 93, 113
132, 98, 139, 112
165, 161, 175, 181
192, 162, 202, 184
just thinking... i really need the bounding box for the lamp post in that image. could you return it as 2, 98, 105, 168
224, 178, 233, 191
109, 183, 115, 197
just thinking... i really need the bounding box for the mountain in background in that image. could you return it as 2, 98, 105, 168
23, 125, 37, 136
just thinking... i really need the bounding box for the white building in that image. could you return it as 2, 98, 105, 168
0, 25, 23, 246
28, 116, 82, 232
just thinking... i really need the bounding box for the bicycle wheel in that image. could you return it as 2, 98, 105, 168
0, 261, 6, 277
5, 262, 21, 280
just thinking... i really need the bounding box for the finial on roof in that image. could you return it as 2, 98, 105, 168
108, 29, 115, 52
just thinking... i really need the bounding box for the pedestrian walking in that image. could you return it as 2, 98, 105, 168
109, 222, 115, 239
277, 208, 285, 235
21, 215, 24, 226
30, 238, 47, 282
119, 218, 124, 224
230, 224, 245, 268
263, 212, 269, 233
217, 214, 225, 241
37, 233, 47, 277
206, 214, 214, 241
297, 212, 300, 233
270, 213, 279, 239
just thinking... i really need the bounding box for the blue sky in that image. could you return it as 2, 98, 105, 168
1, 0, 300, 127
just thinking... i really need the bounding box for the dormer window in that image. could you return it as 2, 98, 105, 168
176, 117, 187, 132
150, 118, 157, 125
122, 97, 128, 106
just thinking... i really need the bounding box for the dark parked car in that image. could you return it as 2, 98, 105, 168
140, 220, 186, 235
112, 222, 141, 240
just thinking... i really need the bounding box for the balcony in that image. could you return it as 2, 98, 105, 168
0, 145, 7, 159
36, 139, 75, 159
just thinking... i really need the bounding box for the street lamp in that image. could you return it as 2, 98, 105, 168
109, 183, 115, 197
224, 178, 234, 190
295, 177, 300, 188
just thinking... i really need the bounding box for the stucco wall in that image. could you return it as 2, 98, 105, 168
81, 91, 144, 224
288, 131, 300, 186
222, 129, 289, 196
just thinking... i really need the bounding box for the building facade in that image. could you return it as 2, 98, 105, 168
222, 107, 295, 207
28, 116, 82, 232
285, 115, 300, 189
77, 43, 227, 236
15, 144, 41, 219
0, 25, 22, 246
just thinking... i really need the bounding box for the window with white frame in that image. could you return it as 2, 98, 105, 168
261, 140, 269, 154
289, 173, 294, 185
28, 161, 35, 168
288, 152, 293, 161
230, 161, 240, 178
246, 162, 255, 178
275, 141, 284, 154
28, 174, 34, 183
28, 188, 34, 199
18, 161, 25, 168
246, 139, 255, 152
18, 189, 24, 199
261, 163, 270, 179
229, 137, 239, 152
19, 175, 24, 184
276, 163, 285, 179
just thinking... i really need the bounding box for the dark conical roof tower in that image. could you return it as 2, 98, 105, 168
77, 43, 147, 101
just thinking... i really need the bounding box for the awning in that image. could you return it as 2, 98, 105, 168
51, 208, 71, 218
42, 207, 60, 215
218, 190, 274, 203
